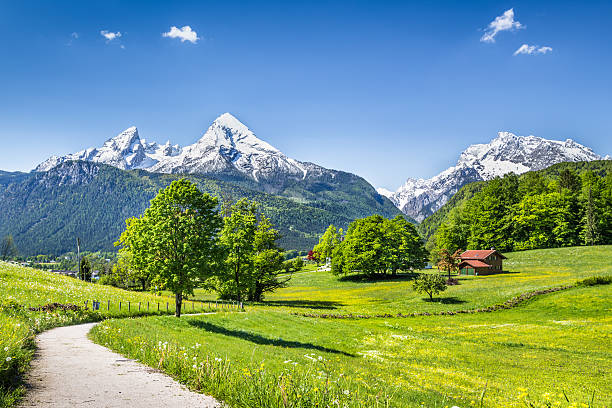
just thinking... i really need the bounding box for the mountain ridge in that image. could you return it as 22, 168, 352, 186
381, 131, 607, 222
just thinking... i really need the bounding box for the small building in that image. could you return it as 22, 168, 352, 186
458, 249, 506, 276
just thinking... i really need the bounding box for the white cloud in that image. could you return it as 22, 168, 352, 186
481, 8, 523, 43
71, 32, 79, 39
100, 30, 121, 42
513, 44, 553, 56
162, 25, 199, 43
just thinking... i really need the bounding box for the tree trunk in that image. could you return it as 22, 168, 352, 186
175, 292, 182, 317
234, 264, 241, 303
141, 279, 146, 292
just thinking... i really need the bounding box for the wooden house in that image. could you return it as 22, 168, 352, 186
458, 249, 506, 275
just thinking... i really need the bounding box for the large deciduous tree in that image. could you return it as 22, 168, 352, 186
217, 199, 288, 302
116, 179, 222, 317
312, 225, 342, 265
330, 215, 427, 278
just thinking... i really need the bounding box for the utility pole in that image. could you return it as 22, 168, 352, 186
76, 237, 81, 280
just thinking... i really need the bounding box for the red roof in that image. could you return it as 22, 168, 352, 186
459, 259, 491, 268
460, 250, 507, 260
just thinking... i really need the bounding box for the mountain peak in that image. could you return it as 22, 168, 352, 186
104, 126, 140, 152
213, 112, 247, 130
386, 132, 605, 222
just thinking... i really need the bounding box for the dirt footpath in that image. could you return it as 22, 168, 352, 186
19, 322, 220, 408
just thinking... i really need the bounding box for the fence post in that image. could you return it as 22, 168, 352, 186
107, 300, 110, 311
166, 302, 168, 312
192, 302, 194, 312
157, 302, 159, 312
119, 301, 121, 311
128, 301, 130, 312
147, 302, 149, 311
139, 302, 141, 311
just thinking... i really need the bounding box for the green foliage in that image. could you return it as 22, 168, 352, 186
312, 225, 342, 264
428, 161, 612, 254
116, 179, 223, 316
216, 199, 289, 302
576, 275, 612, 286
412, 273, 447, 300
78, 257, 91, 281
331, 215, 427, 277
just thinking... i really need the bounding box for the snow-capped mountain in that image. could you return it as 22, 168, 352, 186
36, 127, 181, 172
382, 132, 606, 222
148, 113, 311, 182
36, 113, 321, 186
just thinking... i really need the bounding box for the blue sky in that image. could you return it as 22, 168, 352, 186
0, 1, 611, 190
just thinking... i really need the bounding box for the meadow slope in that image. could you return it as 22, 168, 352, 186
91, 246, 612, 407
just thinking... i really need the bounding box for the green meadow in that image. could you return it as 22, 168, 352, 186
90, 246, 612, 408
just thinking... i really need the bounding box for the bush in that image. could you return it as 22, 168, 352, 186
576, 275, 612, 286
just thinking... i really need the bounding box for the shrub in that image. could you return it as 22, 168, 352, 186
576, 275, 612, 286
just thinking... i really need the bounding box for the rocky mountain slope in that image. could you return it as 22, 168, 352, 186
380, 132, 607, 222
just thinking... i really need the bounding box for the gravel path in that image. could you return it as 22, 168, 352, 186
19, 322, 220, 408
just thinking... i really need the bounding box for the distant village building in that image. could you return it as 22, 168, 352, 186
458, 249, 506, 275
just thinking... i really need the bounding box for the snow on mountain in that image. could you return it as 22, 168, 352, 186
35, 113, 321, 186
149, 113, 309, 181
386, 131, 606, 222
36, 127, 181, 172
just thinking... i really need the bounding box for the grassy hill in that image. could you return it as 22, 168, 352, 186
0, 161, 404, 256
88, 246, 611, 407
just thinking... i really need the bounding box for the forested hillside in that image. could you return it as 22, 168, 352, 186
0, 161, 403, 255
423, 160, 612, 253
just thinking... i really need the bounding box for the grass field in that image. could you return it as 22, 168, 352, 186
90, 246, 612, 407
0, 261, 205, 407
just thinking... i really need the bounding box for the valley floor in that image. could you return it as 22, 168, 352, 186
90, 246, 612, 408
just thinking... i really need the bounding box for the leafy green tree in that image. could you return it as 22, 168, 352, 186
0, 235, 18, 261
111, 251, 152, 291
249, 215, 289, 302
558, 168, 581, 193
79, 257, 92, 281
217, 199, 258, 302
116, 179, 222, 317
412, 273, 447, 300
330, 215, 426, 278
313, 225, 342, 265
332, 215, 389, 277
292, 257, 304, 270
386, 216, 428, 275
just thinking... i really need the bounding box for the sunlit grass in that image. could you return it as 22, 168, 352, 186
91, 246, 612, 407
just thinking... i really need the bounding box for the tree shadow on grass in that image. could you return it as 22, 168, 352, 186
258, 300, 343, 310
422, 297, 467, 304
338, 272, 420, 283
188, 320, 355, 357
